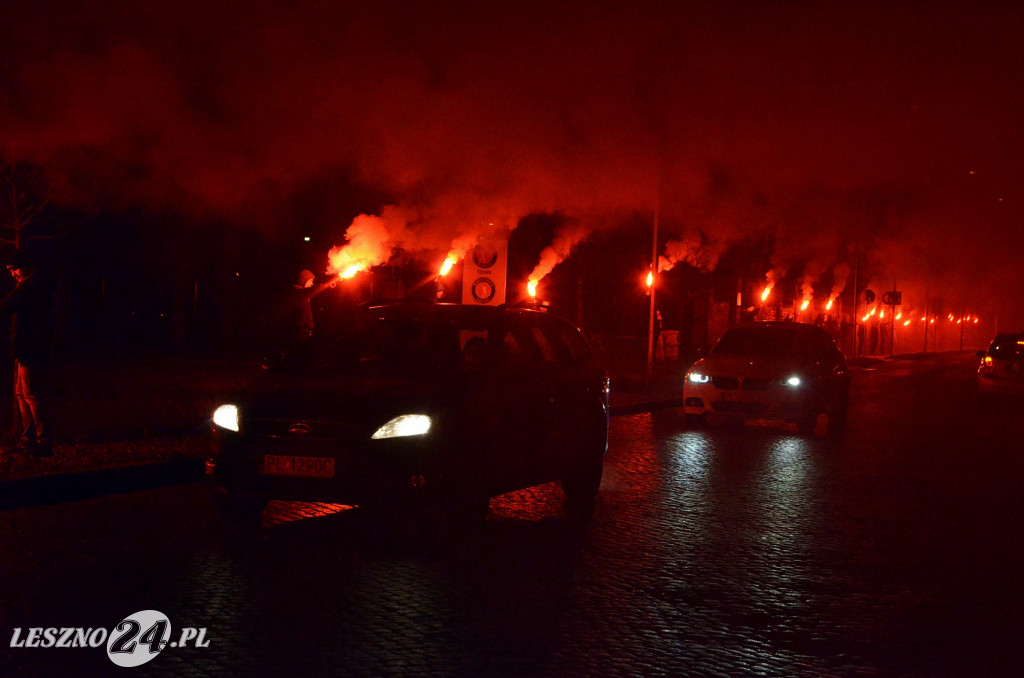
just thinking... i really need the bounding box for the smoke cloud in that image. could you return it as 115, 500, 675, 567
2, 0, 1023, 318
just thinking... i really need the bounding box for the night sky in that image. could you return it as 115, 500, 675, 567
2, 1, 1023, 327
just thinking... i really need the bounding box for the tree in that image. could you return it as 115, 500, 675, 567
0, 156, 59, 253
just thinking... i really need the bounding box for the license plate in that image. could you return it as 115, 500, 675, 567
721, 391, 747, 402
262, 454, 335, 478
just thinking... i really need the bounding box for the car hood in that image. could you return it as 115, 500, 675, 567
692, 354, 813, 379
234, 370, 459, 425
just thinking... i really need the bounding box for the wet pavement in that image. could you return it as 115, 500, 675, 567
1, 352, 1022, 677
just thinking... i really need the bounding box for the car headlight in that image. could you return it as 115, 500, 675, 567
371, 414, 432, 439
688, 372, 710, 384
782, 375, 802, 387
212, 404, 240, 432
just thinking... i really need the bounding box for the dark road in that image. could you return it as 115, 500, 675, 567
2, 353, 1022, 677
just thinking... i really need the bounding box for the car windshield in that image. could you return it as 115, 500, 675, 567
285, 307, 484, 380
713, 326, 826, 360
988, 336, 1024, 361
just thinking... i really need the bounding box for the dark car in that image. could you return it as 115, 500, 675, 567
976, 332, 1024, 396
682, 322, 850, 434
209, 302, 610, 526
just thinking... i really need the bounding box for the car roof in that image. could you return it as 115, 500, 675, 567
728, 321, 830, 335
366, 301, 571, 325
989, 333, 1024, 348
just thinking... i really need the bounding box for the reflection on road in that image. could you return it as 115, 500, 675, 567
3, 355, 1022, 676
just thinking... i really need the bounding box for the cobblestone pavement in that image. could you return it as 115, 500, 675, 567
1, 353, 1022, 677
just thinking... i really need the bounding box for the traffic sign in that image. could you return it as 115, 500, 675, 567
882, 290, 902, 306
461, 240, 508, 306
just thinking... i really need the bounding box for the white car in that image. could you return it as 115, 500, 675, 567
683, 322, 850, 434
977, 333, 1024, 395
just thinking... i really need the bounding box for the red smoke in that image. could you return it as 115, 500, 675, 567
1, 1, 1023, 319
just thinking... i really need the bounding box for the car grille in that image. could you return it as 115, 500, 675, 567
712, 376, 739, 390
710, 376, 772, 391
246, 418, 365, 441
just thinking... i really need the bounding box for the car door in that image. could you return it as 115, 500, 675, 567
522, 315, 607, 483
808, 330, 849, 408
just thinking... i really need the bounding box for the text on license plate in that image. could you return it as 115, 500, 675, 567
262, 455, 335, 478
721, 391, 749, 402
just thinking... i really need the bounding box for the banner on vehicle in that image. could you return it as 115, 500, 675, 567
462, 240, 508, 306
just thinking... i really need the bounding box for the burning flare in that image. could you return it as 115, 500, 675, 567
825, 297, 835, 311
800, 299, 810, 312
439, 253, 458, 277
327, 214, 393, 281
527, 279, 538, 298
646, 270, 654, 289
526, 221, 589, 294
761, 268, 785, 305
339, 264, 364, 279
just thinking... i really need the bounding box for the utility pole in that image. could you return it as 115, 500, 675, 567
646, 204, 659, 381
959, 306, 966, 353
923, 294, 929, 353
852, 245, 859, 357
889, 278, 896, 358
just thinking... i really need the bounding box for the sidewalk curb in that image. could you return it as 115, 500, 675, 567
1, 458, 205, 511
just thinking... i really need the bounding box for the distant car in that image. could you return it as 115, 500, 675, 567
976, 333, 1024, 395
209, 302, 610, 526
682, 322, 850, 433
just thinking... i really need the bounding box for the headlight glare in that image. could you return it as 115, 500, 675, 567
688, 372, 710, 384
372, 414, 432, 439
212, 404, 240, 432
784, 375, 802, 387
